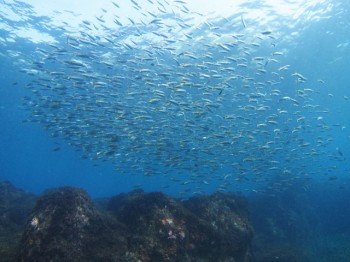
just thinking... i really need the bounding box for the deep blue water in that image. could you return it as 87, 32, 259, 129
0, 0, 349, 202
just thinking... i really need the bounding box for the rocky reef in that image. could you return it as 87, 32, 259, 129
0, 182, 254, 261
3, 180, 350, 261
17, 187, 127, 262
248, 185, 320, 262
0, 181, 36, 261
107, 190, 253, 261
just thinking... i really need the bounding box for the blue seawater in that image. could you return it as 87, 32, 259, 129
1, 0, 350, 259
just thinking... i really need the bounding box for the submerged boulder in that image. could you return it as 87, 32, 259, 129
17, 187, 127, 262
184, 192, 254, 262
0, 181, 36, 261
108, 190, 193, 261
248, 187, 317, 262
108, 190, 254, 262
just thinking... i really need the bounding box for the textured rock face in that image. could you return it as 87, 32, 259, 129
184, 192, 254, 262
0, 181, 36, 261
248, 189, 318, 262
109, 190, 199, 261
16, 187, 254, 262
108, 190, 254, 262
0, 181, 36, 230
17, 187, 127, 262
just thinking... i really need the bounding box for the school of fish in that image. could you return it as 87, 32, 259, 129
2, 0, 345, 195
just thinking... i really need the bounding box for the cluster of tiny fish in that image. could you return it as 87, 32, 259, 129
4, 0, 343, 194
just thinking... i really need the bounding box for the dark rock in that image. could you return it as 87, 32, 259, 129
249, 188, 317, 262
184, 192, 254, 262
15, 186, 254, 262
255, 243, 306, 262
108, 190, 254, 262
0, 181, 36, 261
0, 181, 36, 230
17, 187, 127, 262
108, 190, 193, 261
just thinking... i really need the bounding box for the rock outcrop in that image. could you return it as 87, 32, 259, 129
16, 187, 253, 261
0, 181, 36, 261
17, 187, 127, 262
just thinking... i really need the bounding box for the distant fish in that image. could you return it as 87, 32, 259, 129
328, 176, 338, 181
336, 147, 343, 156
112, 2, 120, 8
261, 30, 272, 35
241, 15, 246, 28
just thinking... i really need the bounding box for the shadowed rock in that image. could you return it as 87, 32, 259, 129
17, 187, 127, 262
15, 186, 253, 262
108, 190, 254, 262
184, 192, 254, 262
0, 181, 36, 262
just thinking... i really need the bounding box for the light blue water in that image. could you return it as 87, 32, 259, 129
0, 0, 349, 200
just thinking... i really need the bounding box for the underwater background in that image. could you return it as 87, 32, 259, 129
1, 0, 350, 260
